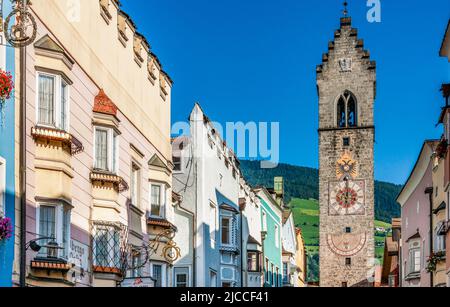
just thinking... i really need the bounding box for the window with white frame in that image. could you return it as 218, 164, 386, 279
262, 211, 267, 232
0, 157, 5, 217
434, 224, 446, 252
150, 183, 165, 218
174, 267, 189, 287
129, 251, 143, 278
408, 241, 421, 274
37, 72, 69, 131
173, 155, 182, 172
151, 263, 166, 287
209, 270, 217, 287
130, 163, 141, 208
94, 126, 118, 173
275, 225, 279, 248
36, 203, 71, 259
221, 216, 232, 245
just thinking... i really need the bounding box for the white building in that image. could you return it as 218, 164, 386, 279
282, 211, 299, 287
172, 104, 243, 287
240, 180, 264, 287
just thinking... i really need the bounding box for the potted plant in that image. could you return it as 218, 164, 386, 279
0, 70, 14, 126
0, 216, 13, 244
426, 251, 446, 273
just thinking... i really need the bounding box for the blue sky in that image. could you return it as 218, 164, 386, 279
122, 0, 450, 184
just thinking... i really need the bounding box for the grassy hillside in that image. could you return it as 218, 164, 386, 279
290, 198, 392, 282
240, 160, 402, 223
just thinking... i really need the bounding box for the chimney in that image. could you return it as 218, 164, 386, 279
274, 177, 284, 206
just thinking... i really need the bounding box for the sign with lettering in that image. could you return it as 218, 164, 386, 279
69, 240, 89, 271
121, 277, 155, 288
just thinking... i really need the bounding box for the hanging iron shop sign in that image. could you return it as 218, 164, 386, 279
4, 0, 37, 48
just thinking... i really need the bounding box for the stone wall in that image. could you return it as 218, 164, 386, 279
317, 17, 376, 287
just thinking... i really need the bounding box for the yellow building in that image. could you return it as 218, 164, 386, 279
295, 228, 307, 287
13, 0, 176, 287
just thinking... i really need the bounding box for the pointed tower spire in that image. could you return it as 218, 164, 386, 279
343, 1, 348, 16
340, 1, 352, 27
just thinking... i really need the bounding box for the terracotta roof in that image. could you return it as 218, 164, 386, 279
147, 217, 177, 231
93, 89, 118, 117
31, 261, 73, 271
93, 265, 122, 275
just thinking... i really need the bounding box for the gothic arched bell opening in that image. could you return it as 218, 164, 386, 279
336, 91, 358, 128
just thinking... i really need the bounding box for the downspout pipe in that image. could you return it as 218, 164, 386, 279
177, 194, 196, 287
425, 186, 434, 288
19, 45, 27, 288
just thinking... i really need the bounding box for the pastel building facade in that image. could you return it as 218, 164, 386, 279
172, 104, 242, 287
295, 228, 307, 287
281, 210, 298, 287
438, 19, 450, 287
16, 0, 174, 287
240, 180, 263, 287
0, 0, 16, 288
255, 188, 283, 287
397, 141, 436, 287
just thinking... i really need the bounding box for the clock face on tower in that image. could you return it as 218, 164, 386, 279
329, 180, 365, 216
327, 232, 367, 257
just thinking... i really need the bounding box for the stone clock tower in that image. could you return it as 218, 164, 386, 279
317, 6, 376, 287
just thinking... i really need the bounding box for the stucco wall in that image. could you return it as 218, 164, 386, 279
401, 159, 433, 287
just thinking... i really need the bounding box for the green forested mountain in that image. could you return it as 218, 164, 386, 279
240, 160, 402, 223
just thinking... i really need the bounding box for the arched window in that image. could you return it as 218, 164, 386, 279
337, 97, 346, 128
336, 91, 358, 128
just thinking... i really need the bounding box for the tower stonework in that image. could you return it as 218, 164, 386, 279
317, 15, 376, 287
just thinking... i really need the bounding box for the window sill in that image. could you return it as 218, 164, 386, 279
31, 126, 84, 155
90, 171, 129, 193
405, 272, 421, 281
31, 259, 73, 272
93, 265, 122, 276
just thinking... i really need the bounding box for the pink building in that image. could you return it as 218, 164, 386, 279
17, 1, 175, 287
397, 141, 438, 287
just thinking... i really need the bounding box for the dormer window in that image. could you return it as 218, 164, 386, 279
37, 72, 69, 132
134, 37, 144, 65
160, 74, 168, 100
148, 57, 157, 84
100, 0, 113, 24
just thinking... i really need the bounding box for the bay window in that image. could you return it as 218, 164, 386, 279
93, 224, 121, 269
94, 126, 118, 173
0, 157, 5, 217
150, 183, 166, 218
247, 251, 260, 272
37, 72, 69, 131
36, 203, 71, 260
